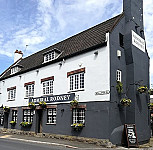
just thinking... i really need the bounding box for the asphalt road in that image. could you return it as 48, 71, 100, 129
0, 137, 74, 150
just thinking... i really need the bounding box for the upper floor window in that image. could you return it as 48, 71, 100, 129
67, 68, 85, 92
43, 48, 61, 63
11, 65, 22, 75
116, 70, 122, 82
41, 76, 54, 95
24, 81, 35, 97
7, 86, 16, 101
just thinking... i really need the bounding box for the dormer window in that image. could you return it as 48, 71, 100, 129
11, 65, 23, 75
43, 48, 61, 63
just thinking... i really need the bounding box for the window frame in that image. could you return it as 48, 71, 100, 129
23, 109, 34, 122
44, 51, 55, 63
116, 70, 122, 82
0, 114, 4, 126
47, 108, 57, 124
69, 72, 85, 92
12, 110, 17, 122
42, 80, 54, 96
25, 84, 34, 98
72, 108, 85, 125
7, 87, 16, 101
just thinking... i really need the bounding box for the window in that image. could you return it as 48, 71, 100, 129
25, 84, 34, 97
72, 108, 85, 124
23, 109, 34, 122
0, 113, 3, 126
119, 33, 124, 48
42, 80, 53, 95
69, 73, 84, 91
7, 87, 16, 101
12, 110, 17, 122
44, 51, 55, 62
116, 70, 122, 82
47, 108, 57, 124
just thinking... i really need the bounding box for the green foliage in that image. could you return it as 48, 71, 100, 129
120, 98, 132, 106
20, 122, 32, 127
28, 102, 35, 109
71, 123, 84, 131
9, 121, 16, 125
116, 81, 123, 94
39, 101, 46, 106
148, 89, 153, 95
70, 100, 78, 106
137, 86, 148, 94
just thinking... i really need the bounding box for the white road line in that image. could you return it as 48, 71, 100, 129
0, 136, 78, 149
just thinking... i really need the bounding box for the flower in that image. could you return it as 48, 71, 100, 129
3, 106, 10, 112
148, 89, 153, 95
71, 123, 84, 131
28, 102, 35, 109
120, 98, 132, 106
137, 86, 148, 94
9, 121, 16, 125
39, 101, 46, 106
70, 100, 78, 106
20, 122, 32, 127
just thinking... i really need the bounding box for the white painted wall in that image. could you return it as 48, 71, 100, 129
0, 35, 110, 107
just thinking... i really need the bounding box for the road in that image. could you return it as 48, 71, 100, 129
0, 135, 75, 150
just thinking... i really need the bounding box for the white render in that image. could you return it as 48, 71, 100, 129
0, 34, 110, 107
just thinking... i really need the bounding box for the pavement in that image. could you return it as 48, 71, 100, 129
0, 132, 153, 149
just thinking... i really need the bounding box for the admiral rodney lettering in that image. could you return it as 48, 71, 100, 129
29, 93, 75, 104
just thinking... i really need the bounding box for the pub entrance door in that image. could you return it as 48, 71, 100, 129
36, 109, 43, 133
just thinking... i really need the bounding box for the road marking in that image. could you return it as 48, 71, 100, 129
0, 136, 78, 149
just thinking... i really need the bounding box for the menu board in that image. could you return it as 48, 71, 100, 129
124, 124, 138, 148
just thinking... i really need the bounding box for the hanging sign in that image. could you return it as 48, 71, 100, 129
123, 124, 138, 148
132, 30, 145, 53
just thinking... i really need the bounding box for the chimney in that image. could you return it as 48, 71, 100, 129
14, 50, 23, 62
123, 0, 144, 29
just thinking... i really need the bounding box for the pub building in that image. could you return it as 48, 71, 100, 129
0, 0, 150, 145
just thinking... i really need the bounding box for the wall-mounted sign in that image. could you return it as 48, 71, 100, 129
29, 93, 75, 104
95, 90, 110, 95
122, 124, 138, 148
132, 30, 145, 53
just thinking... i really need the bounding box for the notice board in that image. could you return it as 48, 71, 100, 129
122, 124, 138, 148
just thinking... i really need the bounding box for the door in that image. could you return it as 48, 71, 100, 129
37, 110, 43, 133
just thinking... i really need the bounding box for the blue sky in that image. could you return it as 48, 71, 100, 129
0, 0, 153, 86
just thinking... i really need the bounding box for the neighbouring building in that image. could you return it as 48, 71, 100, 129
0, 0, 150, 145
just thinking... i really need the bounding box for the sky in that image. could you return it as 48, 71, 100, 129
0, 0, 153, 86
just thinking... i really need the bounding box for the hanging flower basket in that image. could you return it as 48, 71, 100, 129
3, 106, 10, 113
20, 122, 32, 127
9, 121, 16, 126
137, 86, 148, 94
71, 123, 84, 131
148, 103, 153, 110
70, 100, 78, 107
39, 101, 46, 108
148, 89, 153, 95
28, 102, 36, 109
116, 81, 123, 94
120, 98, 132, 106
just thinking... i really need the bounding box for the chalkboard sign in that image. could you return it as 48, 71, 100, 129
123, 124, 138, 148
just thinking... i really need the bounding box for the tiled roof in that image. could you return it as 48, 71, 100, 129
0, 13, 123, 80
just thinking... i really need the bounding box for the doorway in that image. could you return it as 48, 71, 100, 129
36, 110, 43, 133
4, 112, 8, 128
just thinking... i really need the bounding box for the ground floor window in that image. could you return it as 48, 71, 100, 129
72, 108, 85, 124
0, 115, 3, 126
47, 108, 57, 124
12, 110, 17, 122
23, 109, 34, 122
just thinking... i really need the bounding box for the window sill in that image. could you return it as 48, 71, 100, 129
68, 89, 85, 93
46, 123, 56, 125
7, 99, 15, 101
